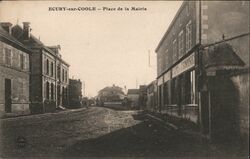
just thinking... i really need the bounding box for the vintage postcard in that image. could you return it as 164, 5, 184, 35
0, 1, 249, 158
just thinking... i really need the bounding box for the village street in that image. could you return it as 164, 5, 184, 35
0, 107, 247, 159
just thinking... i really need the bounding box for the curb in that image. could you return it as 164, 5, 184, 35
145, 114, 178, 130
145, 113, 209, 142
0, 107, 88, 121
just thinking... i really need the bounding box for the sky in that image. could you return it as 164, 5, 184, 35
0, 1, 182, 97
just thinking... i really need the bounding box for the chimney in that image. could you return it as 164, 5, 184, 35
1, 22, 12, 34
23, 22, 31, 39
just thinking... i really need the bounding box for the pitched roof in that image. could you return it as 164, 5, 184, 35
11, 24, 70, 66
127, 89, 139, 94
0, 26, 32, 54
12, 25, 44, 46
98, 85, 125, 95
203, 43, 245, 68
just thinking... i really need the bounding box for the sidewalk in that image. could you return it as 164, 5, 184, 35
146, 111, 200, 131
1, 107, 88, 121
144, 111, 249, 158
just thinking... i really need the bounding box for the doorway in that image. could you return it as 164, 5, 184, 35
200, 91, 210, 135
5, 78, 11, 113
210, 75, 239, 143
57, 85, 60, 106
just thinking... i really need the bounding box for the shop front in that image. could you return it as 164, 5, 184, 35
158, 52, 199, 123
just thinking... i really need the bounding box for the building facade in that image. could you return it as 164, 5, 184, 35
146, 80, 157, 111
127, 89, 139, 109
138, 85, 147, 110
0, 23, 31, 117
156, 1, 249, 142
68, 79, 83, 108
12, 22, 70, 113
97, 85, 125, 106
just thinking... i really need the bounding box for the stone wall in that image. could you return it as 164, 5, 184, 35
0, 41, 30, 117
231, 73, 249, 141
0, 61, 30, 116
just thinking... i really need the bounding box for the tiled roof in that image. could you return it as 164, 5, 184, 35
127, 89, 139, 94
204, 43, 245, 68
11, 24, 70, 66
12, 25, 44, 46
0, 26, 31, 53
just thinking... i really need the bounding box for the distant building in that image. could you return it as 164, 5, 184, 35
156, 1, 249, 142
146, 80, 157, 111
12, 22, 70, 113
127, 89, 139, 109
97, 84, 125, 106
138, 85, 147, 110
68, 79, 82, 108
0, 23, 31, 117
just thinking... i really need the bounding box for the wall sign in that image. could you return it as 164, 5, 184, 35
163, 71, 171, 82
157, 76, 163, 86
172, 53, 195, 78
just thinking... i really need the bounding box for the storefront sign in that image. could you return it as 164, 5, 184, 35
172, 53, 195, 78
163, 71, 171, 82
157, 76, 163, 86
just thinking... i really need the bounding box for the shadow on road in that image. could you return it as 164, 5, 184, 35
62, 115, 213, 159
62, 112, 248, 159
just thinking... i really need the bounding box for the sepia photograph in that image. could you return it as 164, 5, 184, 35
0, 0, 249, 158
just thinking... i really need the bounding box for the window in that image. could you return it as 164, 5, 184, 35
51, 83, 54, 100
62, 69, 65, 82
178, 31, 184, 57
158, 85, 163, 107
173, 39, 178, 62
158, 58, 162, 75
46, 82, 50, 99
163, 81, 170, 105
65, 70, 67, 82
190, 70, 196, 104
57, 65, 60, 79
65, 87, 68, 101
4, 48, 12, 66
165, 49, 169, 69
51, 62, 54, 77
171, 78, 177, 104
186, 2, 190, 15
46, 59, 49, 75
185, 70, 196, 104
20, 54, 25, 70
186, 21, 192, 51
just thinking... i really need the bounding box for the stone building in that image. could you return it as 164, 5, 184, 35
97, 85, 125, 106
127, 89, 139, 109
0, 23, 31, 117
155, 1, 249, 142
11, 22, 70, 113
68, 79, 82, 108
146, 80, 157, 111
138, 85, 147, 110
